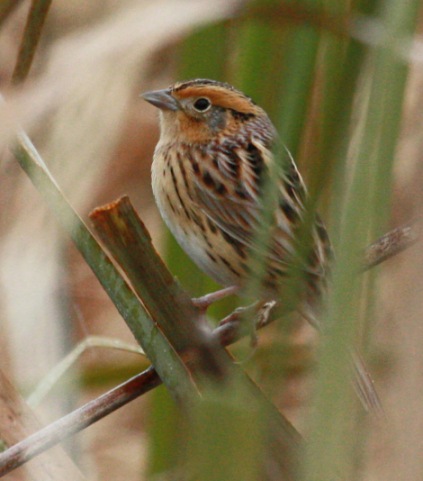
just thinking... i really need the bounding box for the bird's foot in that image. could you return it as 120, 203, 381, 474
216, 300, 277, 347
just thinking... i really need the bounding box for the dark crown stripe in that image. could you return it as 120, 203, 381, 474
174, 79, 236, 92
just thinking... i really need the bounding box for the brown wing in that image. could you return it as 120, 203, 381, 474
190, 139, 328, 278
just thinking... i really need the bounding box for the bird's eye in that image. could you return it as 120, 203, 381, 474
193, 98, 211, 112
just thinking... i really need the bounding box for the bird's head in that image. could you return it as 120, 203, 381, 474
142, 79, 271, 144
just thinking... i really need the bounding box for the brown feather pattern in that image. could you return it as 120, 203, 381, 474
143, 78, 381, 414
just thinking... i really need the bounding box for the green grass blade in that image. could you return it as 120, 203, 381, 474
13, 133, 197, 400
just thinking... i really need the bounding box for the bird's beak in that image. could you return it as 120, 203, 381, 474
141, 88, 180, 111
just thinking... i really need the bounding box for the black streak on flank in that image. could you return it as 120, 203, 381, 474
202, 170, 215, 188
202, 171, 227, 196
220, 143, 241, 178
170, 165, 191, 221
226, 156, 240, 178
280, 200, 299, 223
192, 161, 200, 175
221, 230, 247, 259
201, 230, 213, 248
166, 193, 177, 214
176, 153, 191, 194
207, 218, 218, 234
206, 251, 218, 263
187, 152, 200, 175
219, 255, 240, 276
191, 211, 205, 232
215, 181, 227, 196
246, 143, 264, 178
234, 184, 248, 200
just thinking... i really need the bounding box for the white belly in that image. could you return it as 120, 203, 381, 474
151, 153, 239, 287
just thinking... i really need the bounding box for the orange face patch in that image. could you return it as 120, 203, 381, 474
174, 110, 212, 142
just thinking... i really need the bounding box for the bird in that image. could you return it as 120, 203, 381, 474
142, 79, 379, 412
142, 79, 330, 313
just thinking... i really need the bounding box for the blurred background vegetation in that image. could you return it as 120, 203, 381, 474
0, 0, 422, 480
